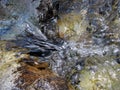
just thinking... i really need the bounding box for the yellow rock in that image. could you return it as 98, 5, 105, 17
57, 11, 91, 42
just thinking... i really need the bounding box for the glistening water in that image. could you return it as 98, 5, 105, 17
0, 0, 120, 90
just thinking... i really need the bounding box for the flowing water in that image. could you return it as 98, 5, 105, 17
0, 0, 120, 90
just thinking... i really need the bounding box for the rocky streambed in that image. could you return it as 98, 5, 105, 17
0, 0, 120, 90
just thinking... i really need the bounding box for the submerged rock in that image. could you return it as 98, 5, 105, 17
0, 0, 40, 40
0, 0, 120, 90
0, 41, 74, 90
57, 11, 90, 42
79, 55, 120, 90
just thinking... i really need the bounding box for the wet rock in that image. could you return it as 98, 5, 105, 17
4, 0, 63, 58
57, 11, 90, 42
55, 0, 120, 46
79, 55, 120, 90
36, 1, 120, 90
36, 0, 53, 22
0, 41, 28, 90
0, 0, 40, 40
115, 58, 120, 64
1, 0, 120, 90
0, 41, 74, 90
17, 61, 73, 90
36, 0, 63, 44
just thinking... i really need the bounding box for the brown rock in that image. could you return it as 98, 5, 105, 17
17, 58, 73, 90
0, 41, 73, 90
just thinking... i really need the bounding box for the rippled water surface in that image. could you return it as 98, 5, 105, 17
0, 0, 120, 90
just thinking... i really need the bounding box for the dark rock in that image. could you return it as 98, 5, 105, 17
0, 41, 74, 90
115, 58, 120, 64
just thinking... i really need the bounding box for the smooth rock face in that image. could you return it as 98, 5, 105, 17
0, 41, 73, 90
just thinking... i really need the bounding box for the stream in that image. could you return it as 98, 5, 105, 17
0, 0, 120, 90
